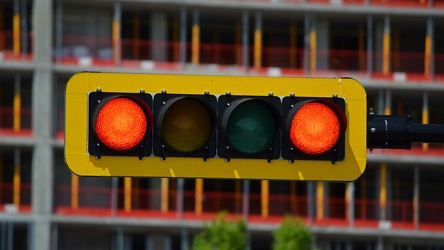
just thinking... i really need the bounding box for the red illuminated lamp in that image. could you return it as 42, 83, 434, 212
95, 97, 148, 151
88, 93, 153, 159
289, 102, 340, 155
283, 98, 346, 162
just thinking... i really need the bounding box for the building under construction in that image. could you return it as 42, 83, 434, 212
1, 0, 444, 249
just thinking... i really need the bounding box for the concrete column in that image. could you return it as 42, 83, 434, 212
307, 181, 314, 225
148, 234, 172, 250
303, 13, 310, 72
111, 177, 118, 215
179, 7, 187, 66
13, 0, 20, 55
177, 178, 184, 219
242, 180, 250, 220
376, 236, 383, 250
324, 183, 330, 218
32, 0, 53, 249
151, 12, 168, 62
20, 0, 28, 57
367, 15, 373, 77
316, 238, 329, 250
346, 182, 355, 227
180, 228, 188, 250
242, 10, 249, 70
413, 166, 420, 230
150, 178, 161, 210
113, 2, 121, 64
54, 0, 63, 62
374, 19, 384, 73
316, 19, 329, 71
377, 89, 384, 115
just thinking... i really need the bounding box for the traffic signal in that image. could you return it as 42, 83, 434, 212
218, 94, 281, 161
282, 97, 347, 163
65, 73, 367, 181
153, 93, 217, 160
88, 91, 153, 159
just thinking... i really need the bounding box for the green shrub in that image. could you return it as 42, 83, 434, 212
190, 212, 247, 250
272, 216, 313, 250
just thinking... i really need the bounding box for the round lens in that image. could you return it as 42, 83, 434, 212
289, 102, 340, 154
95, 97, 147, 151
160, 98, 213, 153
225, 100, 277, 154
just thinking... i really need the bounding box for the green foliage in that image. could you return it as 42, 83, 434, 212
272, 216, 313, 250
190, 212, 247, 250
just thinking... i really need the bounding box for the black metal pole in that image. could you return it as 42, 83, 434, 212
367, 114, 444, 150
409, 123, 444, 144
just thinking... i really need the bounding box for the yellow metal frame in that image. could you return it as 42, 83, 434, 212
65, 72, 367, 181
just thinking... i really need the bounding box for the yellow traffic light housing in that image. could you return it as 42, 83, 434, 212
65, 72, 367, 181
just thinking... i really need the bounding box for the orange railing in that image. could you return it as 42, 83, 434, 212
46, 184, 444, 231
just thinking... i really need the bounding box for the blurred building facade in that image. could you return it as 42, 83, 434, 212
1, 0, 444, 249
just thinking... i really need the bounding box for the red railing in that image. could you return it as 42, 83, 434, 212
0, 107, 32, 136
207, 0, 444, 5
0, 31, 13, 51
0, 31, 34, 60
391, 51, 425, 74
0, 182, 32, 213
262, 46, 305, 69
373, 145, 444, 157
55, 109, 64, 139
54, 35, 444, 82
317, 48, 368, 72
355, 198, 379, 221
371, 0, 429, 7
48, 184, 444, 231
60, 35, 112, 59
200, 42, 241, 66
420, 202, 444, 224
436, 53, 444, 76
283, 0, 444, 7
121, 38, 180, 62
